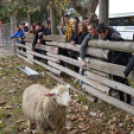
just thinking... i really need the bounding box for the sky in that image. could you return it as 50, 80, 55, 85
96, 0, 134, 15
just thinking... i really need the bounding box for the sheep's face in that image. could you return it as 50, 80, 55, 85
56, 90, 71, 107
45, 84, 71, 107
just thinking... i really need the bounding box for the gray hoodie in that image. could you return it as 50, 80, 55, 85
80, 33, 98, 59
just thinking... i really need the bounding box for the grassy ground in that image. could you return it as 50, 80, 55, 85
0, 56, 134, 134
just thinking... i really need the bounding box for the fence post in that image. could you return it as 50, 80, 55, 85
10, 16, 14, 51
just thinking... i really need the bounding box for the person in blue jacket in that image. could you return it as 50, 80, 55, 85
10, 24, 26, 51
10, 26, 21, 40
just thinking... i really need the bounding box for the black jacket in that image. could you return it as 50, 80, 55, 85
106, 27, 131, 66
124, 56, 134, 77
72, 32, 88, 45
32, 27, 44, 47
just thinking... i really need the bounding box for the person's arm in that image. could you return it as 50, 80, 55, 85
80, 34, 90, 67
80, 34, 90, 60
17, 31, 23, 41
61, 17, 65, 30
124, 56, 134, 77
43, 29, 51, 35
32, 32, 38, 47
11, 31, 18, 39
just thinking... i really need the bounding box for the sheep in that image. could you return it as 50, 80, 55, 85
22, 84, 71, 134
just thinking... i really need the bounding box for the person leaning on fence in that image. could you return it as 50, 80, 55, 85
71, 21, 88, 87
31, 22, 45, 61
97, 22, 132, 104
80, 23, 98, 68
10, 26, 21, 39
37, 20, 51, 64
37, 20, 51, 44
31, 22, 44, 51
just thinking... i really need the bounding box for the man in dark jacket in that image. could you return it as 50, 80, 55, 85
31, 22, 44, 51
97, 22, 131, 104
31, 22, 45, 61
37, 20, 51, 44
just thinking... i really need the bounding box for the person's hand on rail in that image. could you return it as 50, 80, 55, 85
82, 59, 87, 68
31, 46, 34, 51
71, 41, 75, 45
38, 32, 43, 36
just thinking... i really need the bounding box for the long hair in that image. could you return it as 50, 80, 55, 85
74, 16, 80, 24
71, 23, 78, 37
78, 21, 88, 34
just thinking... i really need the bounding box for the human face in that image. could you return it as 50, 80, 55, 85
20, 24, 25, 30
84, 19, 88, 25
30, 26, 35, 32
64, 17, 70, 24
78, 23, 82, 33
74, 19, 77, 24
98, 28, 109, 38
36, 25, 41, 31
88, 25, 97, 36
71, 24, 76, 33
16, 27, 20, 31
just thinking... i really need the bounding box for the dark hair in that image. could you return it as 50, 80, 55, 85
46, 20, 51, 25
78, 21, 88, 34
35, 22, 42, 26
74, 16, 80, 24
20, 22, 25, 26
71, 23, 78, 37
83, 17, 88, 20
88, 23, 96, 28
63, 14, 70, 19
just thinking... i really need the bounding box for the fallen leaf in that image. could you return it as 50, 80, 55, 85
0, 120, 3, 125
126, 114, 130, 121
68, 114, 77, 121
5, 106, 12, 109
0, 101, 6, 105
90, 112, 96, 116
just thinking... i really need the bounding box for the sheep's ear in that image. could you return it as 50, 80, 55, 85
66, 84, 70, 89
44, 93, 55, 97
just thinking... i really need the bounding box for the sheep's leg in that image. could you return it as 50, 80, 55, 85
54, 128, 62, 134
27, 120, 32, 129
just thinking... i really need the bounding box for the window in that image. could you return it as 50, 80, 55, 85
124, 17, 132, 26
114, 18, 123, 26
109, 19, 114, 26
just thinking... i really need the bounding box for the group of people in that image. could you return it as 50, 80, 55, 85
10, 14, 134, 105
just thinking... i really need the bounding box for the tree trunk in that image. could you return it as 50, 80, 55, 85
99, 0, 109, 24
27, 12, 31, 26
50, 2, 58, 34
14, 13, 20, 26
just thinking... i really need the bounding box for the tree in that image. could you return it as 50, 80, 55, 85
70, 0, 99, 23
